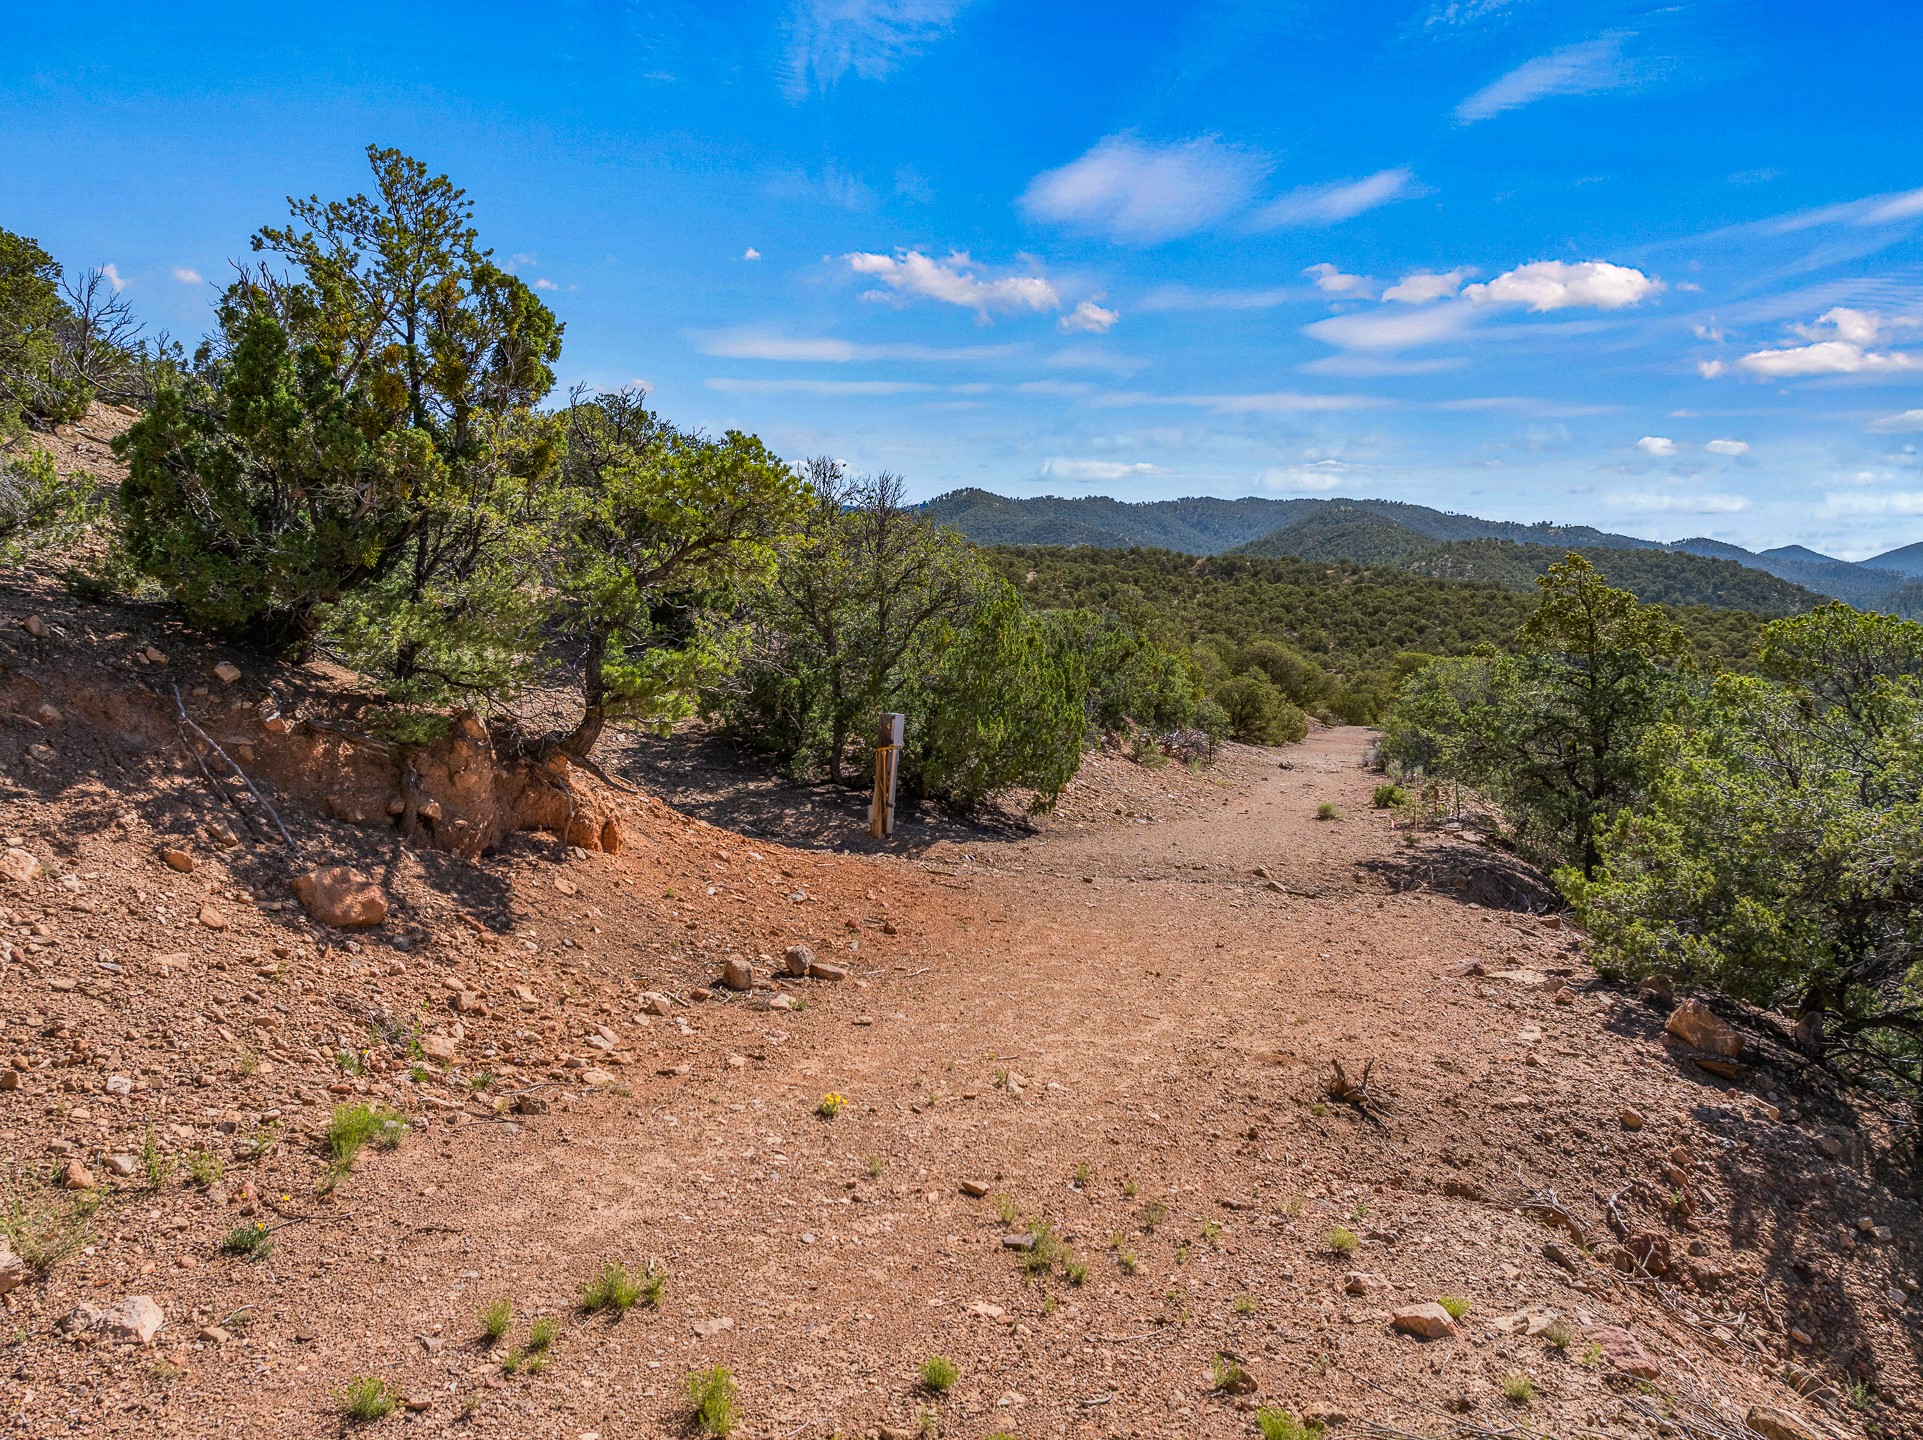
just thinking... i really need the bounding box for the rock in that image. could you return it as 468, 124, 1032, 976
403, 1394, 432, 1413
290, 866, 388, 928
783, 945, 814, 977
766, 993, 797, 1012
1542, 1241, 1584, 1272
554, 876, 578, 897
1693, 1056, 1745, 1081
61, 1157, 97, 1190
420, 1035, 457, 1063
1343, 1271, 1390, 1297
1638, 974, 1674, 1004
1448, 961, 1486, 978
143, 645, 168, 666
96, 1296, 165, 1345
959, 1179, 991, 1198
0, 1245, 25, 1295
690, 1316, 734, 1338
1583, 1324, 1659, 1379
579, 1068, 616, 1087
159, 847, 196, 873
1490, 1306, 1560, 1336
809, 961, 849, 982
512, 1095, 550, 1115
197, 905, 228, 931
453, 991, 484, 1014
213, 662, 242, 684
104, 1154, 137, 1178
1745, 1406, 1817, 1440
1392, 1304, 1458, 1339
1, 847, 40, 885
1619, 1107, 1645, 1131
641, 993, 673, 1016
1664, 1000, 1742, 1058
198, 1324, 231, 1344
720, 957, 754, 991
23, 614, 47, 638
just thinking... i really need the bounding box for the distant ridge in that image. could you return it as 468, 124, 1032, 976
918, 488, 1923, 618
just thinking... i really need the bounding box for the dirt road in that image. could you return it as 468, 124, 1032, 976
10, 722, 1911, 1437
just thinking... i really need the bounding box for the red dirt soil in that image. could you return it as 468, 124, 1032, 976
0, 573, 1918, 1440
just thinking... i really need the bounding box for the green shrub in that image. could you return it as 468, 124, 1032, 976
1256, 1406, 1320, 1440
479, 1296, 513, 1341
1371, 783, 1409, 808
337, 1375, 398, 1422
326, 1103, 405, 1175
1212, 670, 1309, 746
919, 1355, 959, 1392
685, 1365, 738, 1435
1325, 1227, 1358, 1255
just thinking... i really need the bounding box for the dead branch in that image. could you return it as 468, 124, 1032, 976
172, 684, 299, 852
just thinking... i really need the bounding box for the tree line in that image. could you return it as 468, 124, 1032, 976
1384, 556, 1923, 1112
1, 147, 1210, 809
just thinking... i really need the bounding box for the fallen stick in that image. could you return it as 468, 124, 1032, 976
172, 685, 299, 852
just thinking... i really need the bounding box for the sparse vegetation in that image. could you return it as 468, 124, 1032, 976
815, 1091, 848, 1118
580, 1260, 645, 1314
2, 1186, 98, 1273
1437, 1295, 1470, 1320
920, 1354, 959, 1393
1233, 1294, 1260, 1316
1211, 1354, 1253, 1394
685, 1365, 739, 1435
527, 1316, 559, 1352
1372, 783, 1409, 808
337, 1375, 398, 1422
219, 1222, 273, 1260
1543, 1318, 1573, 1350
325, 1102, 406, 1181
1315, 802, 1341, 821
184, 1150, 224, 1187
1256, 1405, 1320, 1440
1501, 1371, 1537, 1404
1140, 1199, 1168, 1231
1325, 1227, 1359, 1256
480, 1296, 514, 1342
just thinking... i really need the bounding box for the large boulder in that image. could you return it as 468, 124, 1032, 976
1664, 1000, 1742, 1058
291, 866, 388, 928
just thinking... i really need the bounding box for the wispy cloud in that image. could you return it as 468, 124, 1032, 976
1817, 490, 1923, 517
1382, 268, 1471, 304
1305, 302, 1477, 351
1610, 490, 1751, 514
1867, 408, 1923, 433
1303, 263, 1373, 296
1020, 134, 1266, 243
170, 266, 203, 285
1040, 458, 1162, 482
782, 0, 972, 97
706, 377, 944, 396
769, 164, 877, 210
1254, 168, 1418, 228
845, 249, 1059, 319
101, 263, 127, 292
1135, 284, 1304, 312
1636, 435, 1677, 457
1456, 34, 1634, 123
1259, 458, 1368, 493
1169, 390, 1387, 414
693, 327, 1018, 362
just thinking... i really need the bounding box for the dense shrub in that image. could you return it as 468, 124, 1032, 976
0, 227, 90, 436
1211, 671, 1308, 746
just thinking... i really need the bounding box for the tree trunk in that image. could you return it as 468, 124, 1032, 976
558, 625, 609, 760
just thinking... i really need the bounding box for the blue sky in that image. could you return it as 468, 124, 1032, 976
7, 1, 1923, 558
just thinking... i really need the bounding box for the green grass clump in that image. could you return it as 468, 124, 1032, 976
326, 1102, 406, 1178
685, 1365, 738, 1435
1315, 802, 1342, 821
1501, 1371, 1537, 1404
1372, 783, 1409, 809
580, 1259, 665, 1314
1325, 1226, 1359, 1256
1542, 1318, 1573, 1350
1233, 1294, 1259, 1316
1437, 1294, 1470, 1320
1257, 1407, 1320, 1440
1211, 1354, 1253, 1393
219, 1222, 273, 1260
528, 1315, 560, 1352
184, 1150, 224, 1187
479, 1296, 514, 1341
920, 1355, 959, 1393
337, 1375, 398, 1422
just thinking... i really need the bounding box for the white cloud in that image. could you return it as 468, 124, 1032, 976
1868, 409, 1923, 433
769, 164, 877, 210
1802, 306, 1884, 345
171, 266, 203, 284
705, 377, 941, 396
1817, 490, 1923, 517
1303, 263, 1372, 296
1019, 134, 1265, 243
1135, 284, 1300, 312
1610, 491, 1752, 514
694, 328, 1016, 362
101, 263, 127, 292
782, 0, 971, 96
1636, 435, 1677, 457
1858, 188, 1923, 225
1464, 260, 1661, 311
534, 278, 559, 291
743, 247, 762, 261
1704, 438, 1750, 456
1059, 300, 1119, 334
1254, 169, 1417, 228
1735, 307, 1918, 377
1045, 345, 1147, 375
845, 249, 1059, 319
1298, 354, 1467, 376
1040, 458, 1162, 482
1455, 34, 1633, 123
1259, 459, 1364, 493
1171, 391, 1386, 414
1697, 359, 1727, 378
1382, 268, 1470, 304
1304, 301, 1476, 351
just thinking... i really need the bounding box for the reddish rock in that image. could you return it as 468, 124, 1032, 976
290, 866, 388, 928
1584, 1323, 1660, 1378
159, 847, 195, 873
1664, 999, 1742, 1058
1391, 1303, 1458, 1339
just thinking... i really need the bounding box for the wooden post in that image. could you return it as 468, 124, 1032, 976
870, 712, 905, 839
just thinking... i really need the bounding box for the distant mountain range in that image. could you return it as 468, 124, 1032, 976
918, 489, 1923, 618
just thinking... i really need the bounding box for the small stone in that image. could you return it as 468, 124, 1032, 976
691, 1316, 734, 1338
1854, 1215, 1875, 1233
1745, 1406, 1818, 1440
513, 1095, 550, 1115
641, 993, 673, 1016
453, 991, 484, 1014
766, 993, 797, 1012
783, 945, 814, 977
198, 1325, 231, 1344
23, 614, 47, 638
420, 1035, 457, 1063
579, 1068, 616, 1087
96, 1296, 165, 1345
1343, 1271, 1390, 1297
720, 957, 754, 991
1637, 974, 1674, 1004
197, 905, 228, 931
1583, 1324, 1660, 1379
1, 847, 40, 885
213, 661, 242, 684
554, 877, 578, 897
403, 1394, 432, 1413
60, 1157, 97, 1190
1490, 1306, 1560, 1336
1619, 1107, 1645, 1130
143, 645, 168, 666
959, 1179, 991, 1198
1448, 960, 1485, 978
0, 1245, 25, 1295
291, 866, 387, 928
160, 847, 196, 873
1391, 1303, 1457, 1339
1664, 999, 1742, 1058
808, 961, 849, 982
